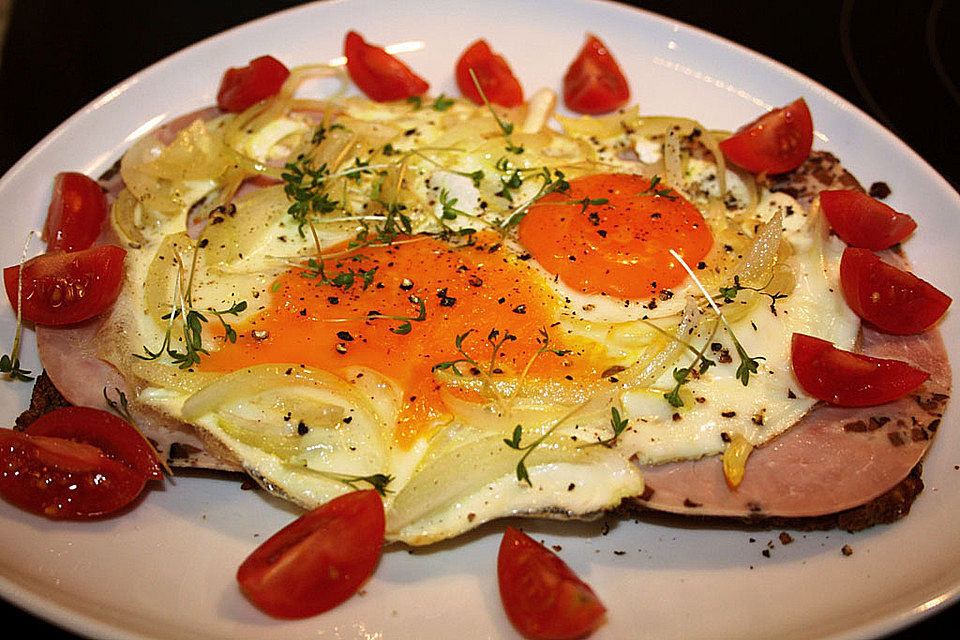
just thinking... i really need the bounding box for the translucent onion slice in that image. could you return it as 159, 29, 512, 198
111, 188, 155, 248
385, 420, 644, 544
142, 232, 196, 328
143, 120, 230, 181
615, 297, 703, 389
182, 364, 388, 469
633, 116, 728, 197
239, 64, 347, 136
121, 120, 232, 217
120, 133, 182, 216
437, 374, 598, 409
717, 210, 786, 325
738, 209, 784, 288
519, 88, 557, 134
555, 105, 639, 138
429, 116, 501, 149
199, 184, 290, 266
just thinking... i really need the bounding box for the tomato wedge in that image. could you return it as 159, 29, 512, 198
498, 527, 606, 639
44, 172, 108, 253
840, 247, 951, 334
237, 489, 385, 619
216, 55, 290, 113
719, 98, 814, 174
0, 411, 157, 519
456, 39, 523, 107
562, 34, 629, 115
344, 31, 429, 102
791, 333, 929, 407
821, 190, 917, 250
3, 245, 126, 325
26, 407, 162, 481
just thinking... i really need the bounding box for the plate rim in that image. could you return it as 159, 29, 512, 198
1, 1, 959, 639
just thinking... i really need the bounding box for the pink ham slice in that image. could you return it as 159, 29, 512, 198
634, 325, 949, 518
36, 319, 238, 470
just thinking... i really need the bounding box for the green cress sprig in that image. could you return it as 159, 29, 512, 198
438, 188, 468, 221
468, 69, 524, 155
283, 158, 338, 235
585, 406, 630, 448
103, 387, 173, 476
135, 245, 246, 369
321, 470, 394, 496
431, 328, 517, 378
670, 249, 765, 387
317, 295, 427, 336
136, 301, 247, 369
637, 175, 678, 201
302, 254, 379, 291
718, 275, 788, 315
500, 167, 572, 229
406, 94, 455, 112
2, 233, 37, 382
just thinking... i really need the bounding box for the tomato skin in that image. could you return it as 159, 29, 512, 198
26, 407, 162, 481
344, 31, 429, 102
456, 39, 523, 107
216, 55, 290, 113
44, 173, 108, 253
840, 247, 951, 334
237, 489, 385, 619
791, 333, 929, 407
563, 35, 629, 115
820, 190, 917, 250
0, 429, 148, 519
498, 527, 606, 640
719, 98, 814, 174
3, 245, 126, 325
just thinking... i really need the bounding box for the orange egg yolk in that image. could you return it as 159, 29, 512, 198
518, 173, 713, 299
200, 234, 611, 447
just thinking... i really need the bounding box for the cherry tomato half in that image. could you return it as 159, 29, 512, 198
44, 172, 108, 253
0, 420, 153, 520
3, 245, 126, 325
344, 31, 429, 102
840, 247, 951, 334
791, 333, 929, 407
26, 407, 162, 481
237, 489, 385, 619
719, 98, 814, 174
216, 55, 290, 113
562, 34, 630, 115
820, 189, 917, 250
456, 39, 523, 107
498, 527, 606, 640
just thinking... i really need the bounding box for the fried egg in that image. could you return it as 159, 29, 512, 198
97, 73, 858, 544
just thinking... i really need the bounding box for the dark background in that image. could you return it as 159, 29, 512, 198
0, 1, 957, 638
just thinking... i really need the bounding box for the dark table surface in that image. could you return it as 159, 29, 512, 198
0, 1, 957, 638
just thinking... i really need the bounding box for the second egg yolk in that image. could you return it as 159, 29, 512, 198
518, 173, 713, 299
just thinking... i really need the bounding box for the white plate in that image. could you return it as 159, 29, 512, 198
1, 1, 959, 638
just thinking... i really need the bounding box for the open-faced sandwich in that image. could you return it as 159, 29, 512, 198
1, 31, 951, 636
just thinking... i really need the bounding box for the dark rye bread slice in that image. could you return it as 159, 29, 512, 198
622, 151, 951, 529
